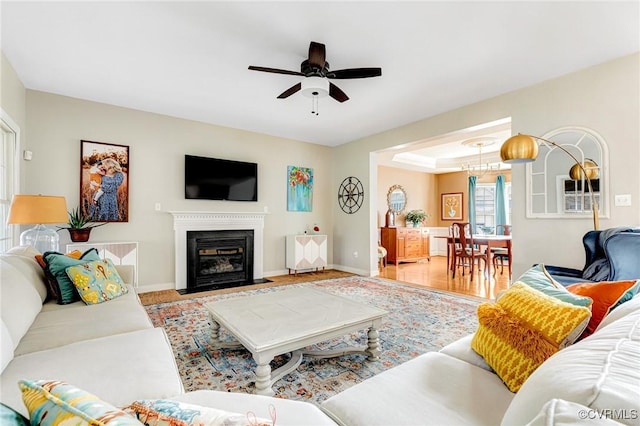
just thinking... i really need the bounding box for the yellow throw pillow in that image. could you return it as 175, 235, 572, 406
471, 282, 591, 392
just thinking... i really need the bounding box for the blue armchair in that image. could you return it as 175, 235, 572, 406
544, 227, 640, 286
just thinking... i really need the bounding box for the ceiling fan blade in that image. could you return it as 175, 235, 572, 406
308, 41, 326, 69
248, 66, 304, 76
327, 67, 382, 79
277, 83, 302, 99
329, 83, 349, 103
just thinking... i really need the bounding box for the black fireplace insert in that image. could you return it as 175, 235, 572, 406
185, 229, 257, 292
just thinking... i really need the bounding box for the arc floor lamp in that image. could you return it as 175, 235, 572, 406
500, 133, 599, 230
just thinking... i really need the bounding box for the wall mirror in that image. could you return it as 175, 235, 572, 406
526, 126, 609, 219
387, 184, 407, 213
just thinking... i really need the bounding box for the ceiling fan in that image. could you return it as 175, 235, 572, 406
248, 41, 382, 104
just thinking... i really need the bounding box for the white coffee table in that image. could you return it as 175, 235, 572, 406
205, 287, 388, 396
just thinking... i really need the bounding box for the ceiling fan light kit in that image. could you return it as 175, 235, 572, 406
248, 41, 381, 115
301, 77, 329, 98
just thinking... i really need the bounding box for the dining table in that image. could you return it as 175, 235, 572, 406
435, 234, 512, 277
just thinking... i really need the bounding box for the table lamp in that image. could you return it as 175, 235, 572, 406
500, 134, 599, 230
6, 194, 68, 253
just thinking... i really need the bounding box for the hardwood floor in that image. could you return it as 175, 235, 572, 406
378, 255, 511, 300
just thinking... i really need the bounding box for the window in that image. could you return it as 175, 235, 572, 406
562, 178, 599, 213
0, 113, 20, 253
475, 182, 511, 230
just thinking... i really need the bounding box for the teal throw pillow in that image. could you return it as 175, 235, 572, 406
0, 402, 29, 426
65, 259, 128, 305
515, 264, 593, 307
43, 248, 101, 304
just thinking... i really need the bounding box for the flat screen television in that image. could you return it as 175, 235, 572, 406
185, 155, 258, 201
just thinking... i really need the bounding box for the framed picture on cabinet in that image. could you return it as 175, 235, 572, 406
441, 192, 463, 221
80, 140, 129, 222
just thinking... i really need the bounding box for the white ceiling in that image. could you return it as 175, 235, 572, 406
2, 1, 639, 171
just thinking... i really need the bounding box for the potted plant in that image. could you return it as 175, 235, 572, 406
405, 209, 429, 227
58, 207, 105, 242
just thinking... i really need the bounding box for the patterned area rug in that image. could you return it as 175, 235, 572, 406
144, 277, 480, 406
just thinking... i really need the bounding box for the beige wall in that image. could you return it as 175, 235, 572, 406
3, 50, 638, 283
21, 90, 334, 290
1, 52, 27, 188
1, 52, 26, 129
435, 170, 512, 226
335, 53, 640, 278
377, 166, 437, 228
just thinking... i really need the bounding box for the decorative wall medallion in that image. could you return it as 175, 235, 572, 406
338, 176, 364, 214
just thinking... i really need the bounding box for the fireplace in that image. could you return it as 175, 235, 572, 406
170, 211, 268, 292
187, 230, 253, 291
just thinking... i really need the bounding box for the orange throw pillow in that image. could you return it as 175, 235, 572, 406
566, 280, 640, 337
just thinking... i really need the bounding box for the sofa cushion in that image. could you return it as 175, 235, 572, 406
19, 379, 139, 425
0, 320, 14, 373
501, 306, 640, 426
127, 399, 273, 426
14, 285, 152, 356
66, 259, 128, 304
526, 399, 625, 426
439, 334, 493, 372
596, 293, 640, 332
566, 279, 640, 337
321, 351, 514, 426
3, 246, 48, 302
516, 264, 593, 307
1, 328, 184, 417
43, 248, 100, 304
471, 282, 591, 392
0, 261, 43, 351
170, 390, 336, 426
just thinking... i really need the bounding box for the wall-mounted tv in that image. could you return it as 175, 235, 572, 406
185, 155, 258, 201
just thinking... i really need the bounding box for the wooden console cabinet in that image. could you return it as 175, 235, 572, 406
380, 227, 430, 265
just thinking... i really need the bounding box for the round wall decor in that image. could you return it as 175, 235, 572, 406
338, 176, 364, 214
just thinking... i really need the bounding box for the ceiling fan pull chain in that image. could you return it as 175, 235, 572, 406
312, 93, 319, 115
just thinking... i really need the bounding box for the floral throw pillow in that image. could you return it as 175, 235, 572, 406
126, 399, 273, 426
19, 379, 139, 425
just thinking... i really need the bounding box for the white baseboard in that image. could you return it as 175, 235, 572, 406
136, 282, 175, 293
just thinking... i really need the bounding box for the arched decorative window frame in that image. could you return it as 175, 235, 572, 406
525, 126, 609, 220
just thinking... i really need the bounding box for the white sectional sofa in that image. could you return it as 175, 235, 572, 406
0, 245, 184, 415
0, 245, 334, 425
1, 244, 639, 426
321, 289, 640, 426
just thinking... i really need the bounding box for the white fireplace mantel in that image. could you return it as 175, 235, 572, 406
170, 211, 267, 290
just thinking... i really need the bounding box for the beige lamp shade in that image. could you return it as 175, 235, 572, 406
500, 134, 539, 163
569, 160, 599, 180
6, 195, 68, 224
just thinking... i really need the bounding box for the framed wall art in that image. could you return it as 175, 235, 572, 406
441, 192, 463, 221
287, 165, 313, 212
80, 140, 129, 222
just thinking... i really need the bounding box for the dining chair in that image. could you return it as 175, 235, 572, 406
451, 222, 487, 281
492, 224, 512, 275
377, 242, 387, 270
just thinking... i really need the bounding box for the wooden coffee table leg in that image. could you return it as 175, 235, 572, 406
254, 359, 274, 396
211, 320, 220, 342
365, 327, 381, 360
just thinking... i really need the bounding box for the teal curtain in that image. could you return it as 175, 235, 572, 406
495, 174, 507, 233
468, 175, 477, 234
